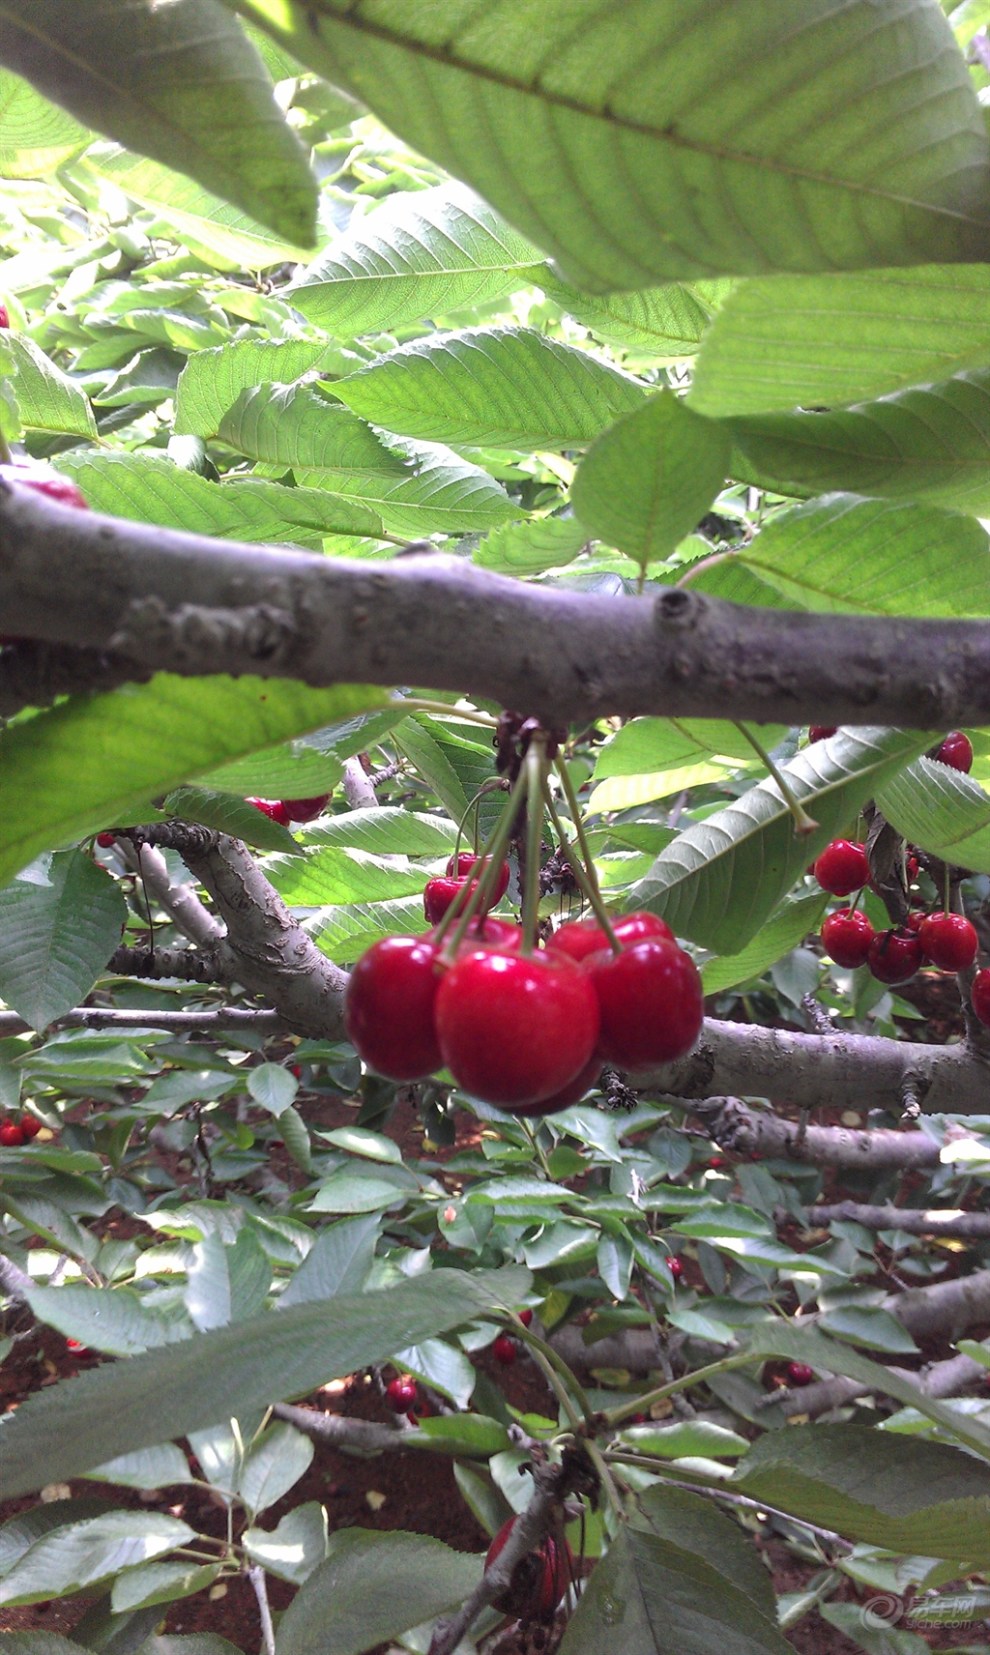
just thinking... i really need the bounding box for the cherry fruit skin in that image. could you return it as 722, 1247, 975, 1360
867, 928, 923, 985
0, 1121, 26, 1146
247, 797, 292, 827
547, 909, 673, 964
386, 1376, 418, 1411
96, 831, 117, 849
517, 1308, 534, 1327
933, 732, 974, 774
972, 969, 990, 1028
282, 794, 331, 822
918, 913, 978, 973
435, 949, 599, 1107
423, 875, 477, 925
808, 726, 837, 743
821, 907, 874, 968
587, 937, 703, 1067
19, 1115, 42, 1140
786, 1362, 814, 1386
485, 1516, 572, 1622
0, 303, 8, 328
666, 1256, 683, 1280
492, 1333, 517, 1366
445, 853, 510, 904
344, 935, 444, 1081
813, 840, 870, 898
500, 1054, 600, 1118
0, 461, 89, 511
439, 915, 523, 954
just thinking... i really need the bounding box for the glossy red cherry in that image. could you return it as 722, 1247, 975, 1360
666, 1256, 683, 1280
808, 726, 837, 743
19, 1115, 42, 1140
424, 875, 478, 924
0, 1121, 26, 1146
445, 853, 510, 904
821, 907, 874, 968
0, 304, 8, 328
933, 732, 974, 774
96, 831, 117, 849
918, 913, 978, 973
485, 1516, 572, 1622
500, 1054, 601, 1118
867, 928, 923, 985
971, 969, 990, 1028
435, 949, 599, 1106
517, 1308, 534, 1327
492, 1333, 517, 1366
345, 935, 444, 1081
587, 937, 703, 1067
386, 1375, 418, 1411
282, 794, 331, 822
247, 798, 292, 827
546, 909, 673, 963
786, 1361, 814, 1386
440, 915, 523, 953
0, 461, 90, 510
813, 840, 870, 897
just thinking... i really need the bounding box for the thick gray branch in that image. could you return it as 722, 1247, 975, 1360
2, 485, 990, 727
801, 1201, 990, 1238
776, 1352, 988, 1420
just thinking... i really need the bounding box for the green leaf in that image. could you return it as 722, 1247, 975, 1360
175, 340, 345, 438
0, 1513, 195, 1606
875, 756, 990, 872
0, 1636, 87, 1655
473, 515, 590, 577
539, 273, 731, 362
633, 727, 936, 953
307, 1171, 407, 1214
84, 1444, 193, 1492
268, 846, 427, 907
572, 393, 730, 569
275, 1529, 482, 1655
237, 1422, 313, 1518
232, 0, 990, 287
818, 1306, 920, 1355
110, 1562, 221, 1614
304, 807, 456, 858
701, 890, 828, 995
619, 1421, 749, 1460
278, 1214, 380, 1307
730, 370, 990, 514
704, 494, 990, 618
3, 334, 96, 438
24, 1284, 186, 1357
0, 68, 89, 176
0, 852, 125, 1030
290, 180, 543, 335
597, 1229, 634, 1300
162, 788, 303, 854
732, 1427, 990, 1564
0, 677, 386, 886
243, 1503, 328, 1585
329, 327, 647, 447
247, 1063, 298, 1117
0, 1267, 528, 1498
0, 0, 316, 248
311, 896, 430, 964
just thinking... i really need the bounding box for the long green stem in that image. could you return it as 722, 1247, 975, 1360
734, 722, 818, 836
520, 741, 546, 955
583, 1436, 626, 1520
515, 1324, 597, 1433
541, 778, 620, 952
602, 1349, 760, 1430
553, 754, 614, 914
436, 762, 528, 954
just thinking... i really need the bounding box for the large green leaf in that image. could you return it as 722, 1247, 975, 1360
0, 68, 89, 176
0, 0, 316, 248
0, 1267, 527, 1498
52, 452, 383, 546
276, 1529, 482, 1655
311, 896, 430, 964
730, 370, 990, 513
572, 392, 730, 569
691, 264, 990, 414
328, 326, 647, 447
0, 852, 126, 1031
697, 494, 990, 617
473, 515, 590, 577
589, 717, 779, 812
0, 678, 387, 886
539, 274, 732, 362
289, 180, 544, 336
875, 754, 990, 872
229, 0, 990, 286
633, 727, 935, 952
0, 1513, 195, 1607
3, 335, 96, 438
174, 340, 346, 438
268, 847, 427, 906
732, 1428, 990, 1565
700, 890, 828, 994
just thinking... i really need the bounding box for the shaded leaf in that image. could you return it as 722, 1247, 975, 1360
875, 756, 990, 873
0, 852, 125, 1030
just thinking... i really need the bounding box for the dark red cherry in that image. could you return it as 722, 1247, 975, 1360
932, 732, 973, 774
813, 840, 870, 897
821, 907, 874, 968
344, 935, 444, 1081
917, 913, 978, 973
587, 938, 703, 1067
867, 928, 923, 985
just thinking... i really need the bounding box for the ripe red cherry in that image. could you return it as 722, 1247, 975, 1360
386, 1375, 418, 1411
0, 304, 8, 328
19, 1115, 42, 1140
821, 907, 874, 968
492, 1333, 517, 1366
424, 875, 481, 924
247, 797, 292, 827
587, 937, 703, 1067
547, 909, 673, 963
517, 1308, 534, 1327
971, 970, 990, 1028
813, 840, 870, 897
808, 726, 837, 743
786, 1361, 814, 1386
445, 853, 511, 904
96, 831, 117, 849
435, 949, 599, 1107
282, 794, 331, 822
485, 1516, 572, 1622
344, 935, 444, 1081
0, 1121, 26, 1146
502, 1054, 601, 1118
933, 732, 974, 774
918, 913, 978, 973
440, 915, 523, 953
0, 461, 90, 510
867, 928, 923, 985
666, 1256, 683, 1279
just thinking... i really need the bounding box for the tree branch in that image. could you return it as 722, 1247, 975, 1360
120, 840, 224, 948
3, 485, 990, 727
799, 1201, 990, 1239
774, 1351, 988, 1421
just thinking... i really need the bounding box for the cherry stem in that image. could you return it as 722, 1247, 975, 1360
450, 780, 503, 865
436, 761, 528, 955
733, 721, 819, 836
398, 698, 497, 730
520, 741, 547, 955
603, 1349, 760, 1430
552, 756, 622, 951
541, 778, 621, 954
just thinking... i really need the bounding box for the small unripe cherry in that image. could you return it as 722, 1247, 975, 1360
917, 913, 978, 973
492, 1334, 517, 1366
972, 969, 990, 1028
786, 1361, 814, 1386
821, 907, 874, 968
932, 732, 973, 774
813, 840, 870, 898
808, 726, 837, 743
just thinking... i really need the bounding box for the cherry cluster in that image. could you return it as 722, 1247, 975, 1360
0, 1113, 41, 1147
345, 878, 703, 1115
248, 794, 331, 826
485, 1513, 573, 1623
